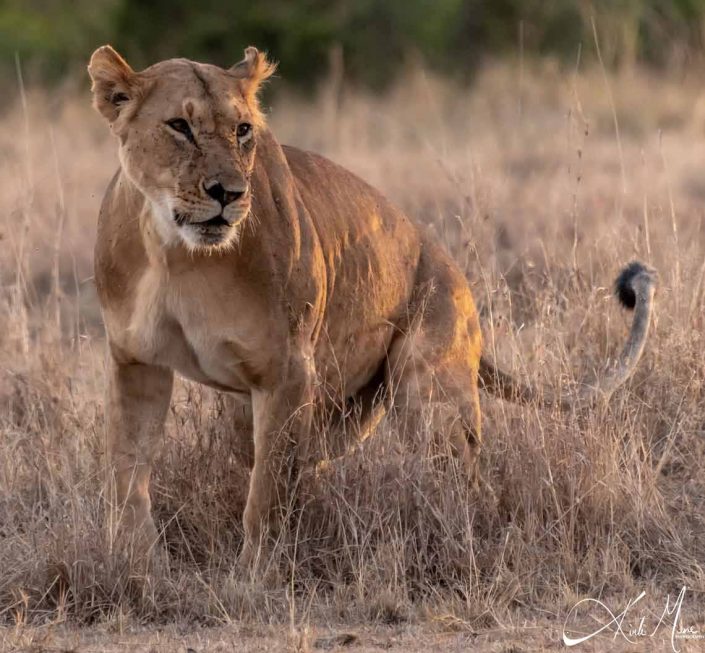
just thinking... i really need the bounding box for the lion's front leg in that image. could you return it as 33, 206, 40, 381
105, 354, 173, 561
239, 349, 315, 570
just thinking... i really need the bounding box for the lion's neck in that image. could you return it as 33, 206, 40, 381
248, 127, 302, 236
111, 171, 173, 269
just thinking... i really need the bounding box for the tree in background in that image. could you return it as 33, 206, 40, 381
1, 0, 704, 90
0, 0, 118, 79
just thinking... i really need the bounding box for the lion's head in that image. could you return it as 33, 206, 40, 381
88, 45, 276, 250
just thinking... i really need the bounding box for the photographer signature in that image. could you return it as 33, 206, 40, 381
563, 587, 703, 652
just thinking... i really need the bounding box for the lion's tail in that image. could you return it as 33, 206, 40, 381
479, 261, 657, 409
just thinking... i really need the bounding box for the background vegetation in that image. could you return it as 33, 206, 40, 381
2, 0, 705, 89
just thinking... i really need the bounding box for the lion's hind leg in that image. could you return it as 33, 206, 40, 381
387, 336, 482, 488
385, 242, 483, 487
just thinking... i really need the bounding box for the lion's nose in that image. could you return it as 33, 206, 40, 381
203, 180, 246, 207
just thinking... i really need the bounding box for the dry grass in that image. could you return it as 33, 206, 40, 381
1, 60, 705, 650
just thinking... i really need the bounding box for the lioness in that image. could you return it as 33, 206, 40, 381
88, 45, 656, 567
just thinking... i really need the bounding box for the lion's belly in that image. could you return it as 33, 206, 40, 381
311, 247, 418, 400
315, 321, 394, 399
313, 258, 413, 399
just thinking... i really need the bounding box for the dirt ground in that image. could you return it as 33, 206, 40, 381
4, 616, 705, 652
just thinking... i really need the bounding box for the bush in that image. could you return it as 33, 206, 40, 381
2, 1, 705, 93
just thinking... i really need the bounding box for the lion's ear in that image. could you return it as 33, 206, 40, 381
88, 45, 143, 125
230, 47, 277, 106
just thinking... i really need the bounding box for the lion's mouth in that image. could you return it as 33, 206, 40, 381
198, 215, 230, 229
174, 212, 230, 229
171, 207, 249, 247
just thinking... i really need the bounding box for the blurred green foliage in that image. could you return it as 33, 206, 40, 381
1, 0, 704, 90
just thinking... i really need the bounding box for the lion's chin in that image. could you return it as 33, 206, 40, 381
150, 200, 251, 252
178, 222, 240, 251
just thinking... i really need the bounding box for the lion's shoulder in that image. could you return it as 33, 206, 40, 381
280, 144, 401, 218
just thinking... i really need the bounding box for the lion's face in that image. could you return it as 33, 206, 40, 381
118, 61, 258, 250
89, 47, 276, 250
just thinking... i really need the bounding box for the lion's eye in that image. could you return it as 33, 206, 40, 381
166, 118, 195, 143
236, 122, 252, 143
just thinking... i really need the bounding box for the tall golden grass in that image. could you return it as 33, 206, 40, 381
1, 61, 704, 648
